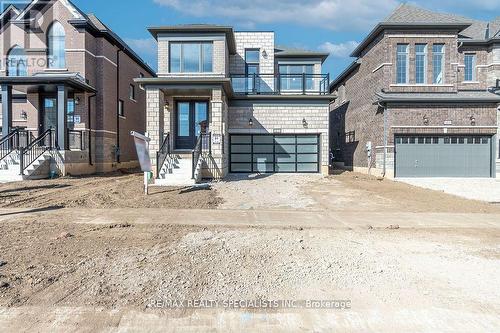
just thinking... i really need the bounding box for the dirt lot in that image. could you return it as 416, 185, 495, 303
0, 172, 221, 209
1, 172, 500, 331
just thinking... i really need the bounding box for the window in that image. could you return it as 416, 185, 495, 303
129, 84, 135, 100
432, 44, 445, 84
345, 131, 355, 143
169, 42, 213, 73
245, 49, 260, 92
7, 46, 27, 76
415, 44, 427, 84
464, 54, 476, 82
396, 44, 409, 84
279, 64, 314, 91
118, 100, 124, 117
67, 99, 75, 130
48, 21, 66, 69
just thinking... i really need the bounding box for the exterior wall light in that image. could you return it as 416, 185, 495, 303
302, 118, 308, 128
262, 50, 268, 59
423, 115, 429, 126
75, 97, 81, 105
249, 118, 253, 127
470, 115, 476, 126
20, 111, 28, 120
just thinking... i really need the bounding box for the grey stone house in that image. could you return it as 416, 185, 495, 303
0, 0, 154, 181
137, 25, 334, 185
330, 4, 500, 178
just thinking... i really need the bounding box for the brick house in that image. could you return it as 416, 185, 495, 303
330, 4, 500, 178
0, 0, 154, 181
137, 25, 334, 185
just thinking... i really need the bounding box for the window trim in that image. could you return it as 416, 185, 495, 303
464, 53, 476, 82
47, 21, 66, 69
168, 41, 214, 73
396, 44, 409, 84
129, 84, 136, 101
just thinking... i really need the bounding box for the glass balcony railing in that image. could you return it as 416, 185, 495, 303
230, 74, 330, 95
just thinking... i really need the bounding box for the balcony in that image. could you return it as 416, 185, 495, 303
230, 74, 330, 95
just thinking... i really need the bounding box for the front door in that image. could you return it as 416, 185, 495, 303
175, 101, 208, 149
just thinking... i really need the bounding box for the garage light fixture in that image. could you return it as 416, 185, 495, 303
423, 115, 429, 126
248, 118, 253, 127
470, 115, 476, 126
302, 118, 308, 128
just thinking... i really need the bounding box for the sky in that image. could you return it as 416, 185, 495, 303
6, 0, 500, 78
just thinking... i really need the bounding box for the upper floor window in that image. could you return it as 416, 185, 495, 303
464, 54, 476, 82
245, 49, 260, 75
48, 21, 66, 69
415, 44, 427, 84
432, 44, 445, 84
396, 44, 409, 84
279, 64, 314, 91
129, 84, 136, 100
169, 42, 213, 73
118, 100, 124, 117
7, 46, 27, 76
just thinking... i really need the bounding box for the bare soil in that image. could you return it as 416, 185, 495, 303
0, 171, 222, 209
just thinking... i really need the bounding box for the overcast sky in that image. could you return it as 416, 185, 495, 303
7, 0, 500, 78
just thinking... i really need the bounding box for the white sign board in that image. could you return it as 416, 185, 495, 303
131, 131, 152, 172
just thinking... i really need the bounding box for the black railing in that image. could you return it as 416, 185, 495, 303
0, 129, 21, 162
231, 73, 330, 95
156, 132, 171, 178
68, 129, 86, 151
192, 132, 211, 179
20, 129, 55, 175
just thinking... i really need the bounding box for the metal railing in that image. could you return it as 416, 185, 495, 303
68, 129, 86, 151
231, 73, 330, 95
192, 132, 211, 179
0, 129, 21, 162
156, 132, 171, 178
20, 129, 55, 175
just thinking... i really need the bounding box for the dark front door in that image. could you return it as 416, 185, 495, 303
175, 101, 208, 149
42, 97, 57, 133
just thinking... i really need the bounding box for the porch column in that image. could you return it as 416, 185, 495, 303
1, 85, 12, 137
145, 87, 163, 175
57, 85, 68, 150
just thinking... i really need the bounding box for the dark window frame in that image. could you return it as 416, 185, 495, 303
169, 41, 214, 73
118, 99, 125, 117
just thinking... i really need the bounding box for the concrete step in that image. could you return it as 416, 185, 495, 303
153, 178, 196, 187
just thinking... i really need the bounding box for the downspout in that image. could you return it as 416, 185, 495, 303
116, 47, 123, 163
378, 101, 388, 178
87, 92, 96, 166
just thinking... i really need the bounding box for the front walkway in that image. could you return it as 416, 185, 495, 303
397, 178, 500, 203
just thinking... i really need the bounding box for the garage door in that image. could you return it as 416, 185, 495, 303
230, 134, 320, 173
395, 135, 492, 177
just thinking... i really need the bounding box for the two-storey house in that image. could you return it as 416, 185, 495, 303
137, 25, 334, 185
0, 0, 154, 181
330, 4, 500, 178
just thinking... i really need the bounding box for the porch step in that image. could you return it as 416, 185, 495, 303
155, 153, 196, 186
0, 150, 51, 182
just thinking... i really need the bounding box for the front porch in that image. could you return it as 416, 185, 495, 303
0, 74, 96, 179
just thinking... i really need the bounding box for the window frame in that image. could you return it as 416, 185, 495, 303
464, 53, 476, 82
168, 41, 213, 73
118, 99, 125, 118
396, 44, 409, 84
432, 44, 445, 84
415, 44, 427, 84
7, 45, 27, 77
278, 64, 315, 91
47, 21, 66, 69
129, 84, 136, 101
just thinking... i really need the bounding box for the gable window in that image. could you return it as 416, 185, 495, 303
432, 44, 445, 84
279, 64, 314, 91
129, 84, 135, 100
169, 42, 213, 73
415, 44, 427, 84
118, 100, 124, 117
7, 46, 27, 76
48, 21, 66, 69
464, 54, 476, 82
396, 44, 409, 84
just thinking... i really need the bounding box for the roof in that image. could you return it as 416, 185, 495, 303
352, 5, 473, 57
0, 4, 20, 22
0, 73, 96, 92
1, 0, 155, 76
148, 24, 237, 54
329, 60, 361, 91
376, 90, 500, 104
275, 45, 329, 63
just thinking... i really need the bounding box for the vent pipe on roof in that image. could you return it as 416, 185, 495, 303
486, 23, 490, 39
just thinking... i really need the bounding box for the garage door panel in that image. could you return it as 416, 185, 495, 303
230, 134, 319, 173
396, 136, 492, 178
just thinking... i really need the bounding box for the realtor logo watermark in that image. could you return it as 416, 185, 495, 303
1, 0, 59, 72
146, 299, 352, 310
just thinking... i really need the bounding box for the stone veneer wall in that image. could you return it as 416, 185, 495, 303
228, 103, 330, 173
